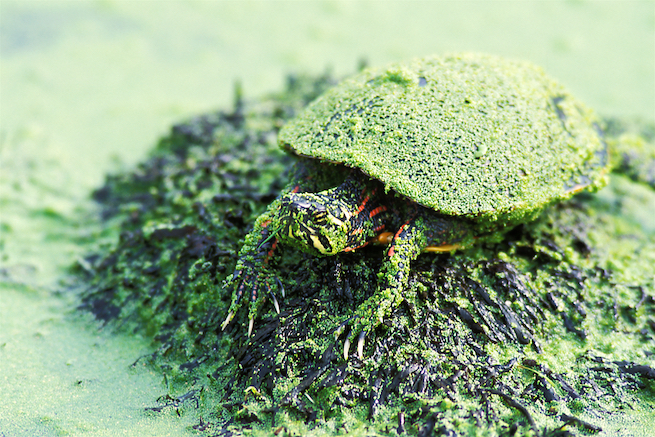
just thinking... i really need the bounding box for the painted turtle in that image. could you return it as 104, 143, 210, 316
221, 53, 608, 357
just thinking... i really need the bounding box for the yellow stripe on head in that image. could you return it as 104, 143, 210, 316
310, 234, 326, 252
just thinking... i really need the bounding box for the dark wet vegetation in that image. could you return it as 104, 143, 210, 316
78, 73, 655, 436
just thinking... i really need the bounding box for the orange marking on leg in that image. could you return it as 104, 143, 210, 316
387, 221, 410, 257
394, 222, 409, 239
266, 239, 278, 260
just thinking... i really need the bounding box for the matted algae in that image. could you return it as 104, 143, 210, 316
80, 72, 655, 436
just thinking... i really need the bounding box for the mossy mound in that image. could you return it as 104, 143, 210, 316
79, 72, 655, 436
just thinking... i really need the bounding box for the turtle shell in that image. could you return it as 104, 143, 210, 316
279, 53, 608, 226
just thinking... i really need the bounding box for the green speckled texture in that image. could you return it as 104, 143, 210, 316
2, 2, 653, 436
76, 73, 655, 436
280, 53, 608, 225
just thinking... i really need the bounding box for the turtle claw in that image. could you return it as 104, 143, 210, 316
343, 337, 351, 361
223, 262, 284, 335
343, 329, 367, 360
275, 277, 285, 298
248, 317, 255, 337
221, 311, 235, 331
270, 292, 280, 314
357, 331, 366, 360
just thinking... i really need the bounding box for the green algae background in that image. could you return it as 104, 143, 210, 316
1, 1, 653, 436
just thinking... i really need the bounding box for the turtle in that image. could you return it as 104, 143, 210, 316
221, 53, 609, 358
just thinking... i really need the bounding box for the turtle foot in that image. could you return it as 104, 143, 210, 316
221, 265, 282, 335
339, 308, 385, 361
338, 283, 404, 360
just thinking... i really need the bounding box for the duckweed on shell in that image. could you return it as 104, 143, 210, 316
280, 53, 608, 226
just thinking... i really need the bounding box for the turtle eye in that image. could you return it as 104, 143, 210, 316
290, 198, 311, 211
312, 202, 327, 214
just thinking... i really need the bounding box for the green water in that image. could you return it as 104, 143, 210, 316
1, 1, 653, 435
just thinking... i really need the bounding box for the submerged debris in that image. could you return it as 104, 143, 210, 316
79, 72, 655, 436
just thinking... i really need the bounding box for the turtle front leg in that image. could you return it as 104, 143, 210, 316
222, 160, 347, 335
221, 206, 282, 336
344, 209, 470, 359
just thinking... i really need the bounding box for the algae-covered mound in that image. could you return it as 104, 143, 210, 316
79, 72, 655, 436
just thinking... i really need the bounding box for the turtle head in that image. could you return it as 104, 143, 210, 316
277, 192, 353, 256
